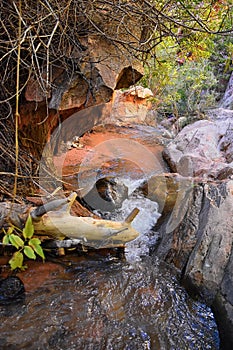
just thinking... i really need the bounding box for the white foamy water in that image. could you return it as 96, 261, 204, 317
99, 177, 161, 263
116, 196, 160, 263
113, 196, 160, 235
118, 177, 146, 196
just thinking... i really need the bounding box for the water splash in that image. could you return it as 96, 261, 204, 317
95, 177, 161, 263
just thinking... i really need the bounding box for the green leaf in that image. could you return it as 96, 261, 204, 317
9, 251, 24, 270
2, 235, 9, 245
35, 245, 45, 260
23, 215, 34, 239
24, 245, 36, 259
29, 238, 45, 260
29, 237, 42, 246
34, 244, 45, 260
9, 234, 24, 249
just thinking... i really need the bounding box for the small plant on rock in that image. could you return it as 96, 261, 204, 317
2, 215, 45, 270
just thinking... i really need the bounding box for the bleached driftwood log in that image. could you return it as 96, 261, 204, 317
31, 192, 140, 249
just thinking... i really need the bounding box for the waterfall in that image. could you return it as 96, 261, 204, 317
207, 72, 233, 120
220, 72, 233, 109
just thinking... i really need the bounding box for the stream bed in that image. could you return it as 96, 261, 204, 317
1, 124, 220, 349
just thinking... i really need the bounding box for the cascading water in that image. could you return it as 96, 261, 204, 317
94, 177, 161, 263
207, 71, 233, 121
219, 72, 233, 110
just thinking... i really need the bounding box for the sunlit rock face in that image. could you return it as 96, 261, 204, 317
111, 86, 155, 126
152, 106, 233, 348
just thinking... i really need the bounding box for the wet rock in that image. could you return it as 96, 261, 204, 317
213, 293, 233, 350
0, 276, 25, 303
139, 173, 193, 219
213, 248, 233, 350
163, 118, 233, 179
81, 177, 128, 212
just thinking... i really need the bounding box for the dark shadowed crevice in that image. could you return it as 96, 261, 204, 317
116, 66, 143, 89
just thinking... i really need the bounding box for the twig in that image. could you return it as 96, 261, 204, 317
13, 0, 22, 200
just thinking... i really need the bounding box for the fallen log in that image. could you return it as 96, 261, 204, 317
31, 192, 140, 249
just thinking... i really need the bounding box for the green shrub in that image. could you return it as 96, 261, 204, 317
140, 35, 232, 119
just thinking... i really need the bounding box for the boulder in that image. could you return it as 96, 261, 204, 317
153, 179, 233, 349
213, 250, 233, 350
163, 118, 233, 179
154, 110, 233, 348
80, 177, 129, 212
182, 181, 233, 301
110, 86, 155, 125
139, 173, 193, 218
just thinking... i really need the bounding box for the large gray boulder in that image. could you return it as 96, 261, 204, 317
163, 118, 233, 179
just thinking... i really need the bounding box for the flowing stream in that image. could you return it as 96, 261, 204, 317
0, 124, 220, 349
0, 256, 219, 350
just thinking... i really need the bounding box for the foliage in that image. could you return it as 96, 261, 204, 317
141, 31, 233, 118
210, 35, 233, 95
2, 215, 45, 270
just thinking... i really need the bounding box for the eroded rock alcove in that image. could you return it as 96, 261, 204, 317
19, 35, 144, 161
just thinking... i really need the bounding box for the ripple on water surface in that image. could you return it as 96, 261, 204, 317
0, 257, 219, 350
